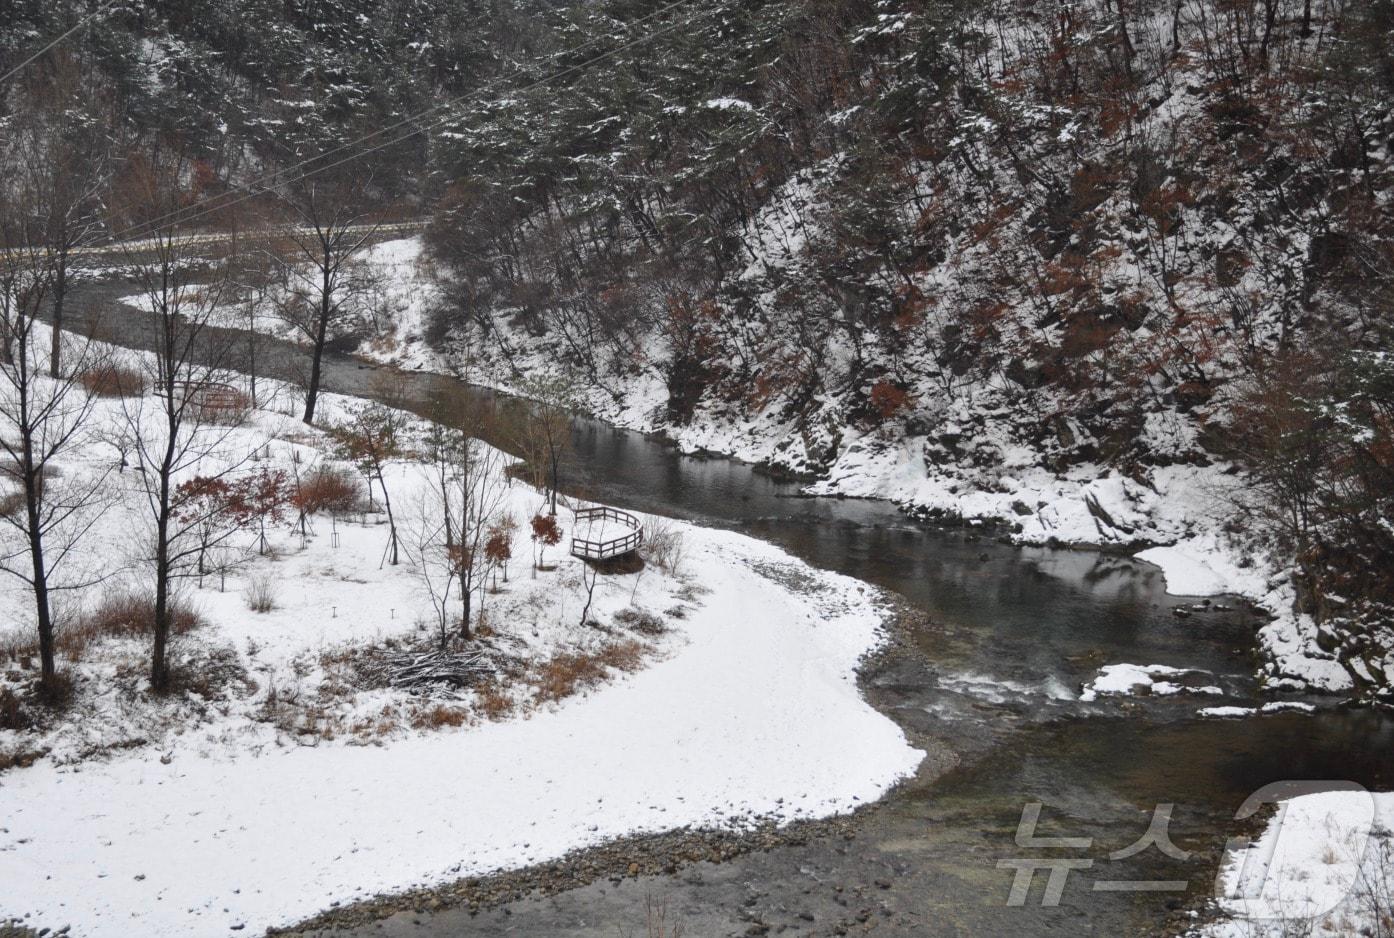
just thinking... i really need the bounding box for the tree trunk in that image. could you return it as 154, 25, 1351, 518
378, 472, 399, 565
151, 409, 177, 691
460, 580, 472, 641
303, 247, 334, 425
151, 518, 172, 691
247, 329, 258, 408
548, 444, 559, 515
303, 314, 327, 425
49, 255, 67, 379
23, 454, 56, 684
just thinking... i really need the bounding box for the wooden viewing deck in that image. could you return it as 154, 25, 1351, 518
570, 506, 643, 561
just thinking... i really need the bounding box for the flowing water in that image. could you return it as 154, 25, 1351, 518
69, 278, 1394, 935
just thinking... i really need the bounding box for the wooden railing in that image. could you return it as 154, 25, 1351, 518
169, 380, 248, 413
570, 505, 643, 560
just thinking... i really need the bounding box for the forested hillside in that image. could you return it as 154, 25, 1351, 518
1, 0, 552, 194
423, 0, 1392, 490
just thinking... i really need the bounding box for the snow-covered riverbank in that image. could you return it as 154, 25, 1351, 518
1203, 789, 1394, 938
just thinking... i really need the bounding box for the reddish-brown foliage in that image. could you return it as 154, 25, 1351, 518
293, 465, 363, 517
78, 363, 147, 398
869, 379, 912, 420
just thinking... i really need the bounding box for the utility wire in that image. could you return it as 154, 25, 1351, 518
106, 0, 712, 245
0, 0, 119, 86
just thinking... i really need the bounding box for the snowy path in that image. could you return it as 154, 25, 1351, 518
0, 527, 921, 937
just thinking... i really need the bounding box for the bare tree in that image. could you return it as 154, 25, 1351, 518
516, 372, 574, 516
450, 436, 508, 639
115, 157, 252, 691
331, 400, 408, 566
579, 560, 599, 627
6, 54, 113, 378
225, 221, 278, 409
0, 184, 111, 694
410, 401, 509, 643
275, 175, 379, 425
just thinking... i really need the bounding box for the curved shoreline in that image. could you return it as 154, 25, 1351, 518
278, 602, 965, 935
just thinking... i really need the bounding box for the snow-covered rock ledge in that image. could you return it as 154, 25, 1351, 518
1135, 536, 1363, 697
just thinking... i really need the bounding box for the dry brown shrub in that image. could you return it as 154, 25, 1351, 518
641, 519, 686, 576
295, 464, 365, 516
198, 387, 253, 426
0, 593, 200, 664
243, 574, 277, 613
0, 490, 24, 518
82, 591, 206, 644
411, 704, 470, 730
78, 362, 148, 398
473, 681, 514, 721
531, 640, 647, 705
0, 686, 26, 730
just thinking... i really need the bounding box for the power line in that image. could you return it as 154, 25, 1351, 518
0, 0, 119, 86
107, 0, 712, 245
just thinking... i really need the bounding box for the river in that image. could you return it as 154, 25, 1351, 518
67, 275, 1394, 936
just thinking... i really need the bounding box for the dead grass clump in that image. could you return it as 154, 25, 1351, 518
532, 651, 607, 704
162, 646, 253, 701
0, 686, 27, 730
473, 680, 515, 722
33, 669, 75, 707
641, 519, 686, 576
0, 596, 195, 664
596, 639, 646, 672
0, 626, 33, 662
410, 704, 470, 730
243, 574, 277, 613
82, 590, 206, 642
0, 744, 48, 772
531, 640, 647, 705
614, 607, 667, 636
78, 362, 148, 398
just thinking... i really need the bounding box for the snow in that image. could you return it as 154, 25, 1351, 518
1198, 702, 1317, 718
1132, 533, 1355, 695
1197, 705, 1254, 718
1079, 663, 1222, 702
1135, 545, 1234, 596
704, 97, 755, 112
1206, 790, 1394, 937
0, 365, 922, 937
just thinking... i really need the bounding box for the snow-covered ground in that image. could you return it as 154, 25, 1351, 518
1204, 789, 1394, 937
0, 360, 922, 937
